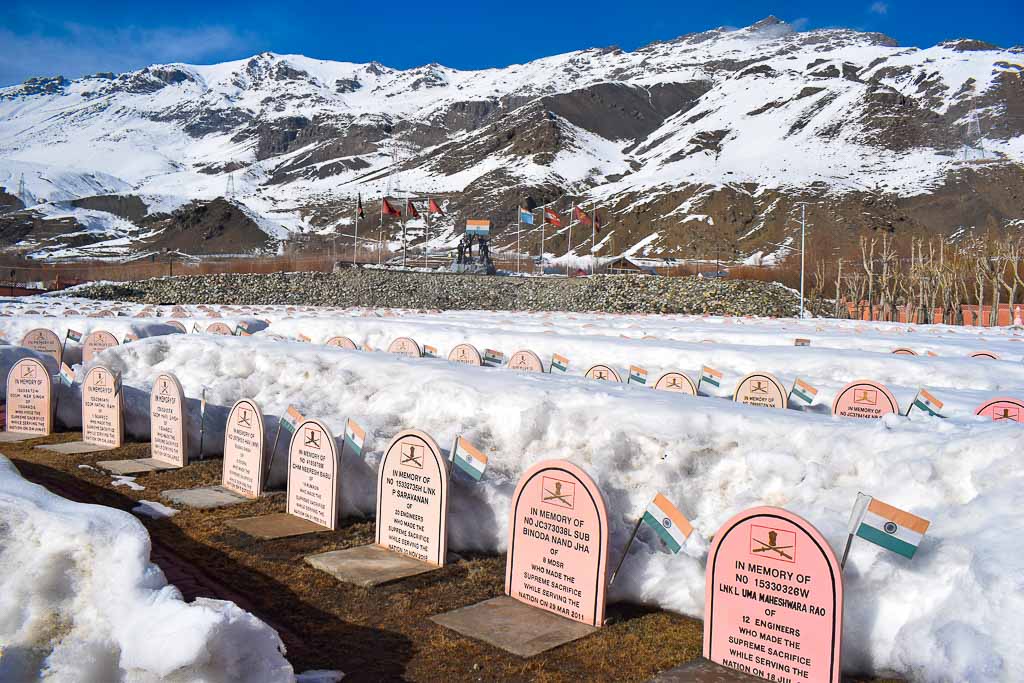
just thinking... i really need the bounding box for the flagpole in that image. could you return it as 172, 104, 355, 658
840, 534, 855, 570
540, 208, 546, 276
423, 199, 429, 269
379, 196, 384, 265
264, 420, 285, 492
609, 513, 645, 585
591, 203, 596, 276
402, 204, 408, 268
353, 195, 359, 266
516, 205, 521, 275
566, 203, 574, 277
198, 388, 206, 460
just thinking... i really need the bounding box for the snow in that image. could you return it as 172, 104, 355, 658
0, 454, 294, 681
132, 500, 179, 519
112, 475, 145, 491
1, 20, 1021, 260
6, 294, 1024, 679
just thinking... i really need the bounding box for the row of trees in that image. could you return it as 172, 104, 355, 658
803, 233, 1024, 325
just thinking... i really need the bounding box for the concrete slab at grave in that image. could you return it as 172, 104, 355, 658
226, 512, 330, 540
648, 659, 764, 682
0, 432, 40, 443
37, 441, 114, 455
162, 485, 250, 509
305, 544, 441, 587
97, 457, 178, 475
430, 596, 596, 657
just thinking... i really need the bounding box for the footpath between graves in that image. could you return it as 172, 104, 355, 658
5, 432, 898, 683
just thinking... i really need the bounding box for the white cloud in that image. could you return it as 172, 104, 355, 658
0, 24, 255, 86
869, 2, 889, 15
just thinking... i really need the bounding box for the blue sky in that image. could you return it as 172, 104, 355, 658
2, 1, 1020, 86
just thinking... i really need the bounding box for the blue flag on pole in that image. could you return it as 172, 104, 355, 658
519, 208, 534, 225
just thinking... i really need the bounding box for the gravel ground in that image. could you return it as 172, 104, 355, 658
68, 269, 802, 316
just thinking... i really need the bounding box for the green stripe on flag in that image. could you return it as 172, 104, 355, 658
454, 456, 483, 481
703, 377, 720, 387
642, 511, 681, 553
856, 523, 918, 559
792, 387, 813, 404
913, 398, 939, 416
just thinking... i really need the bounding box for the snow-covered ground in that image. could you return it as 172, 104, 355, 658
3, 294, 1024, 680
0, 454, 294, 681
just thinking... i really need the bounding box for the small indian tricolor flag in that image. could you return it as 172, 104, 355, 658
698, 365, 722, 391
123, 333, 138, 344
550, 353, 569, 373
794, 338, 811, 347
297, 333, 311, 343
281, 406, 304, 434
849, 493, 929, 559
452, 435, 488, 481
641, 493, 693, 553
362, 342, 374, 352
66, 329, 83, 342
910, 388, 943, 417
483, 349, 504, 367
234, 322, 250, 336
423, 344, 438, 358
789, 378, 818, 407
628, 365, 648, 385
58, 363, 76, 387
344, 418, 365, 457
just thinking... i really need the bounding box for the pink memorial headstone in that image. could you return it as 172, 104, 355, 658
654, 372, 697, 395
891, 348, 917, 356
585, 364, 622, 382
83, 330, 119, 363
326, 336, 358, 350
505, 460, 609, 627
286, 418, 340, 529
206, 322, 233, 335
20, 328, 62, 366
82, 365, 123, 448
5, 358, 52, 435
970, 351, 999, 360
448, 343, 483, 366
704, 506, 843, 682
831, 380, 899, 419
166, 320, 187, 333
150, 372, 187, 467
388, 336, 422, 357
975, 397, 1024, 423
508, 349, 544, 373
733, 372, 788, 410
222, 399, 265, 498
376, 429, 449, 566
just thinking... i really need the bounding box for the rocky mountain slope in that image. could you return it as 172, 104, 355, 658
0, 17, 1021, 262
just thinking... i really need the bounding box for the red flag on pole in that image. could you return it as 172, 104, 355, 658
574, 205, 591, 226
382, 198, 401, 216
406, 199, 420, 219
544, 207, 562, 227
594, 210, 602, 233
428, 198, 445, 216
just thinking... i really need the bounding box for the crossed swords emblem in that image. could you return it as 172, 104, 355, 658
401, 444, 423, 468
995, 408, 1019, 421
304, 428, 321, 449
543, 481, 573, 507
752, 530, 793, 560
238, 410, 252, 428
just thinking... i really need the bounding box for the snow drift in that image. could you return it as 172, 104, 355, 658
0, 455, 294, 682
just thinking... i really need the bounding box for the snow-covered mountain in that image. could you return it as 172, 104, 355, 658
0, 17, 1022, 261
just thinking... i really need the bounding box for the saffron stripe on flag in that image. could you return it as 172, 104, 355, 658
867, 498, 930, 534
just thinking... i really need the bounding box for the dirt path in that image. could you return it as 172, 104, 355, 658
4, 432, 893, 683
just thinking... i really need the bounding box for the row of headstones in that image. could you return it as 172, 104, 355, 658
18, 327, 125, 366
327, 335, 1024, 422
4, 354, 864, 679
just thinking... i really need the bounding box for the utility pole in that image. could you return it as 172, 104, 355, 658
796, 202, 810, 319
